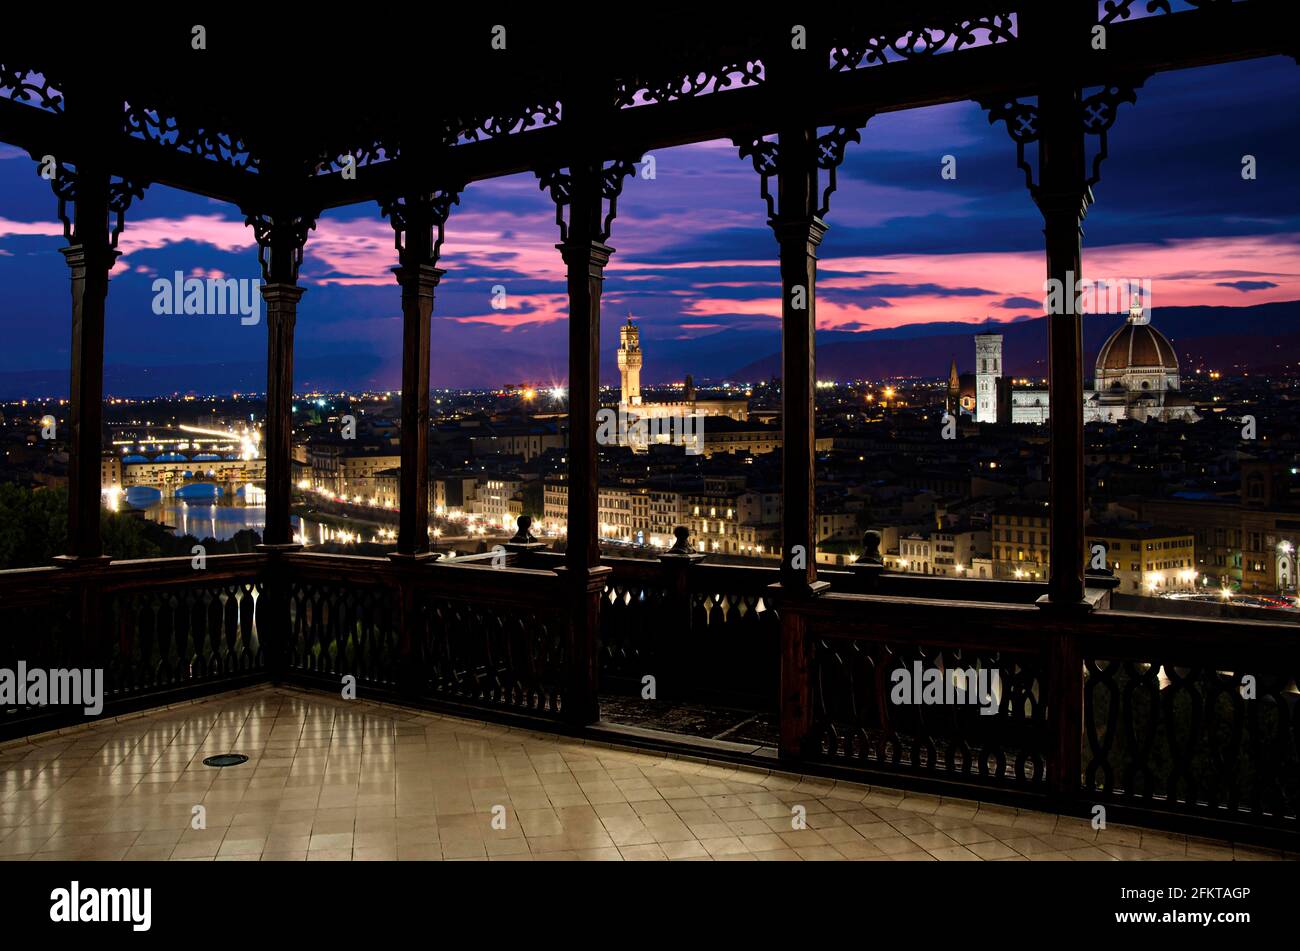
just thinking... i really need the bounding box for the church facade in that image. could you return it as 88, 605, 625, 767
946, 297, 1199, 425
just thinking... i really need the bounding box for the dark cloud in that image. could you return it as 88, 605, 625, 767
1215, 280, 1279, 292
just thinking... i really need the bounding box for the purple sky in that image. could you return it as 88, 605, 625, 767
0, 56, 1297, 397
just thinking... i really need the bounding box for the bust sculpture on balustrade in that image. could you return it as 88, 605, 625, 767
657, 525, 705, 566
503, 515, 548, 557
850, 529, 885, 590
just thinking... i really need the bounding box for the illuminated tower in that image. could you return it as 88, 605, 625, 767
617, 315, 642, 406
975, 332, 1002, 423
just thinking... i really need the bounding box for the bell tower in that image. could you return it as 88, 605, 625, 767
617, 315, 642, 406
974, 332, 1002, 423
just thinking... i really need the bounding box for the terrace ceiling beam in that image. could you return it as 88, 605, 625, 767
296, 0, 1285, 211
0, 97, 265, 208
0, 2, 1288, 213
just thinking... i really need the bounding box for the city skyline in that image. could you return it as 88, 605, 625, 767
0, 57, 1297, 397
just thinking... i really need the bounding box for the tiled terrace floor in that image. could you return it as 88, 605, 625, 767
0, 686, 1292, 862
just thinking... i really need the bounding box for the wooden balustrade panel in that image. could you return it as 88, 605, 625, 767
0, 580, 75, 735
101, 579, 264, 699
808, 632, 1048, 788
287, 579, 399, 690
1083, 656, 1299, 830
688, 588, 780, 710
599, 576, 667, 692
419, 593, 566, 716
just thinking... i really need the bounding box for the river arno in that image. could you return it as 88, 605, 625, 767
124, 486, 394, 545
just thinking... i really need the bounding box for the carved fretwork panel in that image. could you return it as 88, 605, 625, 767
457, 101, 562, 145
243, 211, 317, 284
1099, 0, 1242, 25
0, 63, 64, 111
980, 80, 1143, 204
829, 12, 1017, 71
124, 102, 259, 173
38, 158, 148, 246
615, 60, 764, 108
733, 121, 868, 220
536, 157, 638, 244
378, 188, 461, 265
313, 138, 400, 177
309, 100, 562, 180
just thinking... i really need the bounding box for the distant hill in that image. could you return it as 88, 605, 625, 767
3, 300, 1294, 397
724, 300, 1300, 382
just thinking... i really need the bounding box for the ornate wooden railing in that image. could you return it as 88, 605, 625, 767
776, 589, 1300, 843
98, 555, 266, 698
591, 556, 665, 694
0, 547, 1295, 846
283, 553, 401, 691
0, 567, 75, 738
585, 556, 780, 710
418, 563, 569, 716
1079, 610, 1299, 836
279, 551, 578, 721
685, 563, 781, 710
0, 554, 266, 740
796, 594, 1050, 792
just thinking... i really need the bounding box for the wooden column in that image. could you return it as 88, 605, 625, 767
1037, 79, 1092, 801
58, 169, 115, 563
770, 129, 830, 758
772, 127, 825, 596
246, 210, 314, 684
381, 192, 456, 560
393, 255, 440, 557
1038, 85, 1089, 609
379, 190, 457, 702
556, 163, 610, 726
246, 212, 313, 549
736, 117, 865, 761
558, 165, 609, 576
540, 157, 632, 726
261, 282, 303, 547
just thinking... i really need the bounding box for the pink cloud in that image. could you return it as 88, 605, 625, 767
448, 293, 570, 330
112, 215, 256, 258
0, 217, 62, 238
304, 209, 568, 288
671, 233, 1300, 332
